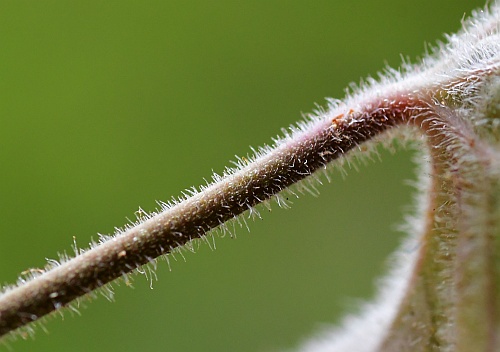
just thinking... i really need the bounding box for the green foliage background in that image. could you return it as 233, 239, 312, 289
0, 1, 486, 351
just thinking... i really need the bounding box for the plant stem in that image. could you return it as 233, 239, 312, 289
1, 3, 499, 350
378, 113, 498, 350
0, 91, 418, 337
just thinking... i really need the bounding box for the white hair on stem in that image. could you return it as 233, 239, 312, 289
0, 2, 499, 351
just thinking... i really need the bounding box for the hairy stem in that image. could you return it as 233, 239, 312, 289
0, 93, 418, 337
379, 100, 500, 351
1, 4, 499, 350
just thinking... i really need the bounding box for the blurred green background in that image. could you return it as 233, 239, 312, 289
0, 1, 486, 351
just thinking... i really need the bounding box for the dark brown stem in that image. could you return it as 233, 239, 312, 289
0, 95, 419, 337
